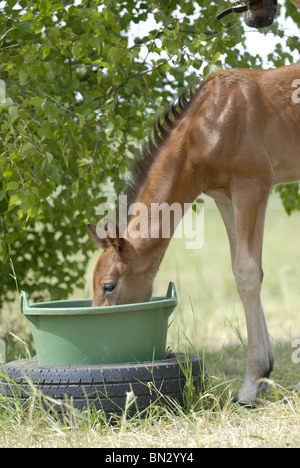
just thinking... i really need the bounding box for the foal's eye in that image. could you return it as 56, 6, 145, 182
103, 283, 118, 294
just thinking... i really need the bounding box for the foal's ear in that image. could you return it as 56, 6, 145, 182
103, 218, 125, 253
87, 219, 125, 253
87, 224, 109, 249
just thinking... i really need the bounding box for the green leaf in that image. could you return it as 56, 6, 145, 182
29, 96, 44, 108
39, 0, 52, 16
27, 204, 39, 218
8, 106, 19, 123
76, 113, 86, 129
19, 70, 28, 85
46, 103, 60, 124
203, 63, 222, 76
20, 142, 35, 158
9, 194, 21, 206
46, 152, 53, 165
50, 165, 61, 184
5, 181, 19, 191
20, 11, 35, 21
42, 44, 51, 59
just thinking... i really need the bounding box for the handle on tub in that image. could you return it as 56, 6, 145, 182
20, 291, 30, 314
166, 282, 177, 300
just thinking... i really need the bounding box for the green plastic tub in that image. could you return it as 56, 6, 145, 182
21, 282, 177, 366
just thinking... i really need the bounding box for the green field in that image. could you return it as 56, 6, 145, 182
1, 194, 300, 447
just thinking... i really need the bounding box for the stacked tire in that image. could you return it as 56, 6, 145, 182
0, 354, 204, 416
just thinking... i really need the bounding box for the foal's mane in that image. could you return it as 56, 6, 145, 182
125, 79, 202, 206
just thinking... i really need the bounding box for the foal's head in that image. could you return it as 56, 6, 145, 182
87, 221, 154, 307
242, 0, 278, 28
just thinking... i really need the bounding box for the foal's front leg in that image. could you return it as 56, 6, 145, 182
231, 178, 274, 405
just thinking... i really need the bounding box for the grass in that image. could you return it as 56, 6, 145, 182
1, 194, 300, 448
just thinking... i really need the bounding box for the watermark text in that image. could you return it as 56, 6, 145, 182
292, 338, 300, 364
95, 195, 205, 250
292, 79, 300, 104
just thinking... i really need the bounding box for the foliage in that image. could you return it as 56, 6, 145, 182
0, 0, 299, 306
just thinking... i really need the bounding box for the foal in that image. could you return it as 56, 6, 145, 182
88, 3, 300, 405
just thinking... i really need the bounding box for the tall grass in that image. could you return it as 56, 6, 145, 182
1, 194, 300, 447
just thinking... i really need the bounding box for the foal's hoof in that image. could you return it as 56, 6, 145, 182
233, 397, 257, 409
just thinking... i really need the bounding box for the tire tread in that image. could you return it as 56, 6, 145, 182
0, 354, 204, 414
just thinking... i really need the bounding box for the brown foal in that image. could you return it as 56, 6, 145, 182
88, 0, 300, 404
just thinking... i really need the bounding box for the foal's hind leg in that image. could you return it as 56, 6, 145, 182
215, 180, 274, 404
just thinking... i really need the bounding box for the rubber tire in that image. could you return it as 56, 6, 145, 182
0, 354, 204, 415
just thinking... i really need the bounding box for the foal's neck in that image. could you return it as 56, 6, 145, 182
123, 80, 214, 272
125, 126, 202, 269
